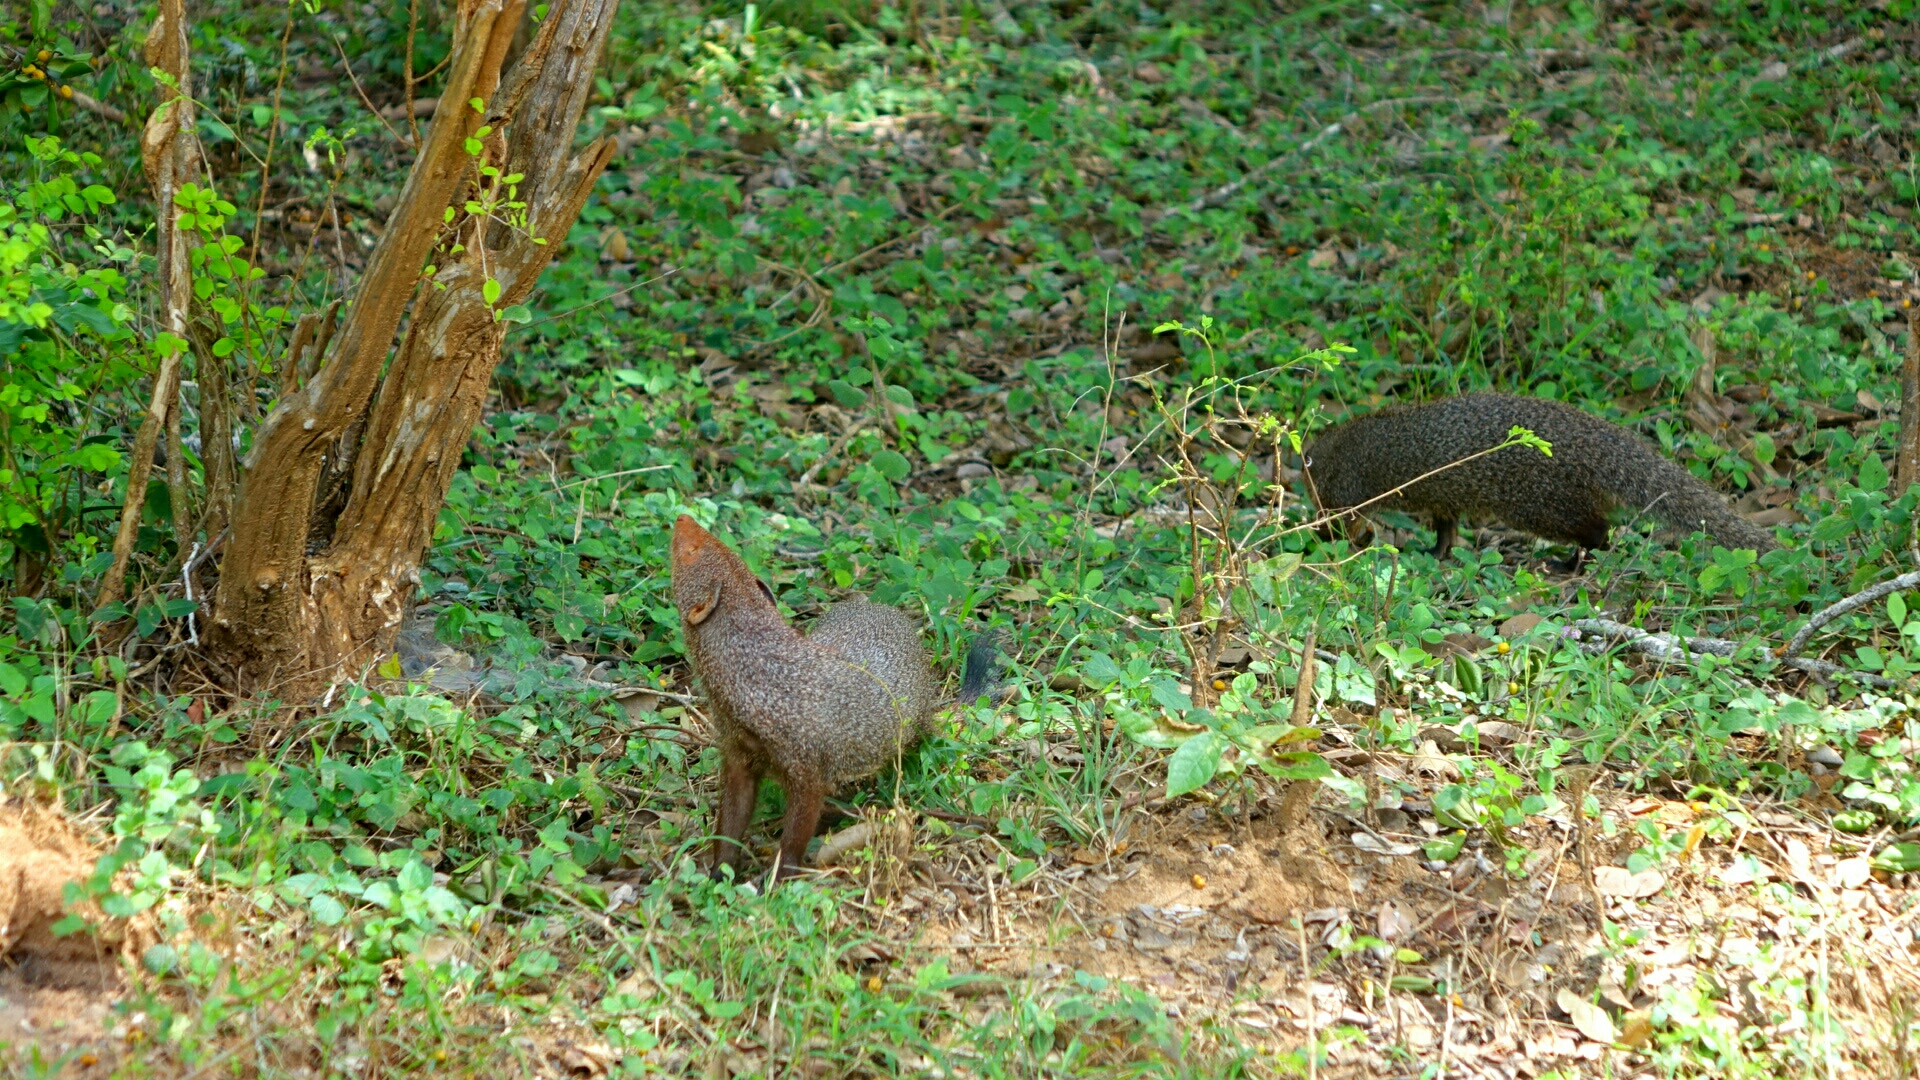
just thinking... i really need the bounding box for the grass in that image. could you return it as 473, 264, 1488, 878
3, 0, 1920, 1076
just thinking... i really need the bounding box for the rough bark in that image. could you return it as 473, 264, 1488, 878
206, 0, 618, 697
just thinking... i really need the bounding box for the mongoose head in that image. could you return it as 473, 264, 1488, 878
670, 515, 779, 629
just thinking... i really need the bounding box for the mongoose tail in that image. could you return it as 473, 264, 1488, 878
1597, 442, 1780, 554
954, 631, 1004, 706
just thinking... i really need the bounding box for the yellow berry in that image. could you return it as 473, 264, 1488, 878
1191, 874, 1207, 889
1495, 641, 1510, 654
1507, 681, 1519, 695
59, 84, 72, 99
1806, 270, 1817, 279
37, 49, 51, 63
1211, 679, 1226, 691
866, 975, 884, 992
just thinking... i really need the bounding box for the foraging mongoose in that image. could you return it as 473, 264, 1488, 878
1303, 393, 1779, 559
669, 515, 999, 880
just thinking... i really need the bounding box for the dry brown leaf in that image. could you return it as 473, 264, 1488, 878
1376, 900, 1416, 941
1557, 988, 1619, 1045
1834, 857, 1873, 889
1410, 739, 1461, 780
1592, 865, 1664, 898
1618, 1010, 1654, 1048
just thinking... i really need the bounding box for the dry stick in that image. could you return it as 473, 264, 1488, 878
245, 3, 298, 304
1784, 570, 1920, 660
1897, 311, 1920, 498
186, 321, 235, 539
1291, 628, 1318, 728
794, 425, 868, 493
165, 374, 190, 549
68, 89, 128, 124
99, 0, 198, 613
1157, 95, 1461, 220
329, 33, 409, 145
403, 0, 424, 148
1571, 616, 1901, 689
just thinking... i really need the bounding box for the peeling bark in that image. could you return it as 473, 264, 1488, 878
206, 0, 619, 698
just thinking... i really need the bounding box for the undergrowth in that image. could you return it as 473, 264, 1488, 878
2, 0, 1920, 1075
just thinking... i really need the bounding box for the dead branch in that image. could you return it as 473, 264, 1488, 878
1782, 570, 1920, 661
1572, 617, 1900, 689
97, 0, 202, 614
1897, 312, 1919, 497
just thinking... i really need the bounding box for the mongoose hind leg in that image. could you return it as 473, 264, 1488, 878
1430, 517, 1458, 558
708, 745, 765, 877
773, 776, 827, 882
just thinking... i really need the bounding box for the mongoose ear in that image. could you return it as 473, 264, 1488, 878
684, 581, 723, 626
756, 578, 777, 606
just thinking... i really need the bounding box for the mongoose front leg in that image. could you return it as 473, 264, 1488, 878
772, 777, 827, 881
709, 749, 763, 875
1430, 517, 1458, 558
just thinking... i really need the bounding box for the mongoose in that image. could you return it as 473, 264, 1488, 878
1303, 393, 1779, 560
669, 515, 999, 880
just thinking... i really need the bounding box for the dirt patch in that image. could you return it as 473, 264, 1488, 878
0, 800, 141, 1072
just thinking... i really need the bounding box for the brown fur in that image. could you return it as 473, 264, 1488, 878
1303, 393, 1779, 559
670, 515, 940, 880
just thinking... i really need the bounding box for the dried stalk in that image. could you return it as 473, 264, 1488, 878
96, 0, 201, 613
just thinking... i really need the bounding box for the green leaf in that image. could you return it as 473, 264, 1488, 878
483, 278, 503, 306
397, 859, 431, 893
1859, 453, 1888, 493
883, 385, 915, 408
1148, 677, 1191, 714
1164, 732, 1224, 798
1890, 591, 1908, 629
310, 893, 347, 925
1082, 652, 1122, 686
1423, 831, 1468, 862
827, 379, 866, 407
869, 450, 910, 482
1873, 843, 1920, 873
1256, 751, 1333, 781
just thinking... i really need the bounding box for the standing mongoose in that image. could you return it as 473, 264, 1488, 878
1303, 393, 1779, 559
669, 515, 999, 880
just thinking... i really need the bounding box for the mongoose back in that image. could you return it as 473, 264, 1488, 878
1303, 393, 1778, 558
670, 515, 997, 880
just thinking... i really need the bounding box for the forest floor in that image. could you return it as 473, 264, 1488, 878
5, 0, 1920, 1077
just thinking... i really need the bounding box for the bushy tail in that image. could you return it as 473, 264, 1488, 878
1601, 441, 1778, 552
954, 631, 1004, 707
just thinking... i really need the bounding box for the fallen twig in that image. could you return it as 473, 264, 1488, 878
794, 425, 867, 493
1571, 617, 1901, 689
1782, 569, 1920, 660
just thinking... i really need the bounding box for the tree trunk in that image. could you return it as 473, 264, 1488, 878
205, 0, 618, 698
